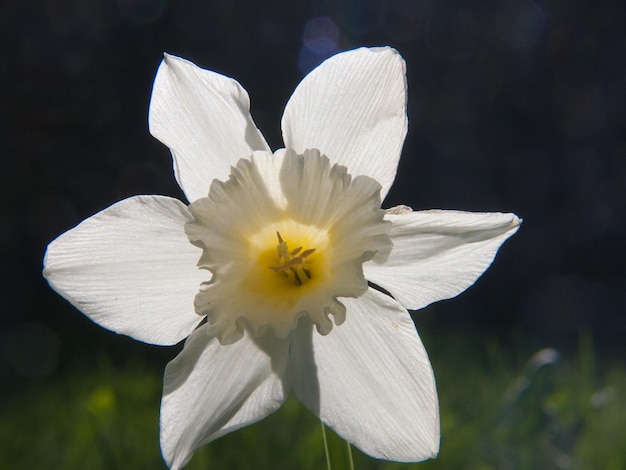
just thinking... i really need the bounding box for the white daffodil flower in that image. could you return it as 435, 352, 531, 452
43, 47, 521, 469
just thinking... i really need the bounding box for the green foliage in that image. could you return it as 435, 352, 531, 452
1, 331, 624, 469
0, 356, 164, 469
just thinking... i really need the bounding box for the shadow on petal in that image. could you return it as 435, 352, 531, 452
287, 319, 321, 416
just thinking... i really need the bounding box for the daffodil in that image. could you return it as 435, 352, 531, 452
43, 47, 521, 469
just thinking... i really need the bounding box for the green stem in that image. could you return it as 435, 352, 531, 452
321, 420, 332, 470
346, 440, 355, 470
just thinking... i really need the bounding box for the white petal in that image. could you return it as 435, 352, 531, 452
160, 325, 289, 470
290, 289, 439, 462
365, 210, 522, 310
43, 196, 206, 346
281, 47, 407, 199
149, 54, 270, 203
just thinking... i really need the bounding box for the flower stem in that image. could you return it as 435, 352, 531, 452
346, 440, 354, 470
321, 420, 332, 470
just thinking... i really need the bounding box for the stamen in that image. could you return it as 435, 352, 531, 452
269, 231, 316, 285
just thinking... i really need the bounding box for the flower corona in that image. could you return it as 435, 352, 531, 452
185, 149, 391, 342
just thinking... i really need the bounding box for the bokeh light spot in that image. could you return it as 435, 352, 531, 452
298, 17, 340, 74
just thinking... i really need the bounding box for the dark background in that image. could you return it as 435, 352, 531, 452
2, 0, 625, 385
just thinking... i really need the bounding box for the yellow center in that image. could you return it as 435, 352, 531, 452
243, 219, 331, 306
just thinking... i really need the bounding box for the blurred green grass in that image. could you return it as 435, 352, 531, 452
1, 329, 624, 470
